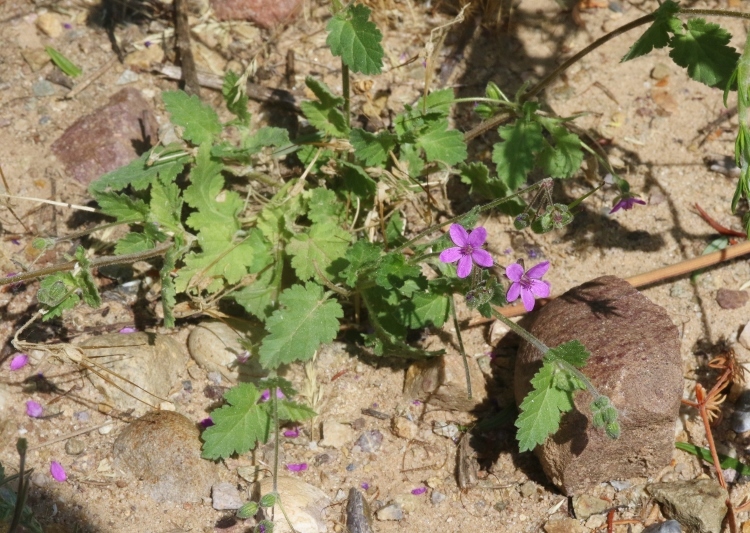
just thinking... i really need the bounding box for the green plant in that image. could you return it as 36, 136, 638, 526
0, 440, 44, 533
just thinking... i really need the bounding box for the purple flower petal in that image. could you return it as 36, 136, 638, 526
259, 388, 285, 403
471, 248, 493, 268
506, 282, 521, 303
505, 263, 524, 282
286, 462, 307, 472
361, 482, 370, 490
411, 486, 427, 495
119, 326, 137, 334
448, 224, 469, 247
456, 255, 473, 278
200, 417, 214, 428
10, 353, 28, 371
466, 226, 487, 247
526, 261, 550, 279
283, 427, 300, 438
50, 461, 67, 482
529, 280, 551, 298
439, 247, 463, 264
26, 400, 43, 418
521, 289, 536, 312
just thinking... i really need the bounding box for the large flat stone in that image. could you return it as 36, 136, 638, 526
513, 276, 683, 494
210, 0, 303, 28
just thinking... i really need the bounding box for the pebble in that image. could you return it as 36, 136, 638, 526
36, 12, 64, 38
375, 503, 403, 521
544, 517, 587, 533
651, 63, 671, 80
430, 491, 446, 504
643, 520, 682, 533
355, 430, 383, 453
113, 411, 220, 503
31, 472, 48, 487
733, 390, 750, 433
32, 80, 55, 97
346, 488, 374, 533
716, 289, 749, 310
518, 481, 537, 499
391, 417, 418, 439
432, 421, 459, 439
210, 0, 303, 29
212, 482, 243, 510
740, 320, 750, 350
255, 476, 330, 533
320, 420, 354, 448
98, 423, 114, 435
124, 45, 165, 69
116, 69, 139, 85
65, 438, 85, 455
572, 493, 609, 519
647, 479, 727, 533
22, 48, 51, 71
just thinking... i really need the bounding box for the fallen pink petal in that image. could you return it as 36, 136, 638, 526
50, 461, 67, 482
283, 427, 300, 438
286, 462, 308, 472
411, 486, 427, 495
609, 196, 646, 214
119, 326, 137, 334
26, 400, 43, 418
10, 353, 28, 371
361, 482, 370, 490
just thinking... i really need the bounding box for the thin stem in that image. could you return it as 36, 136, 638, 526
0, 241, 174, 286
9, 439, 28, 533
342, 61, 351, 130
489, 307, 549, 354
272, 386, 279, 496
451, 295, 472, 400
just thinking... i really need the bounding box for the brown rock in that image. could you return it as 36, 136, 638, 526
404, 354, 487, 411
210, 0, 302, 28
514, 276, 683, 495
113, 411, 219, 503
647, 479, 727, 533
51, 88, 158, 185
716, 288, 749, 310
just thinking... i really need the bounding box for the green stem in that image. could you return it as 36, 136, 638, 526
553, 359, 602, 400
489, 307, 549, 354
451, 295, 472, 400
9, 439, 28, 533
272, 386, 279, 496
342, 61, 351, 130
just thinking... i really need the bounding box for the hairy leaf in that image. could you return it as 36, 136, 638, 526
259, 283, 343, 368
621, 0, 681, 61
349, 128, 397, 166
89, 149, 189, 194
287, 222, 351, 281
669, 18, 740, 89
538, 127, 583, 179
232, 267, 278, 321
94, 191, 149, 222
545, 340, 591, 368
417, 120, 467, 166
38, 273, 79, 321
340, 240, 382, 286
492, 119, 544, 191
306, 188, 344, 224
326, 4, 384, 75
163, 91, 222, 145
183, 145, 239, 232
340, 161, 377, 198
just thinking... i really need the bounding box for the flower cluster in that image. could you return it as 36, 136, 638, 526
439, 223, 550, 312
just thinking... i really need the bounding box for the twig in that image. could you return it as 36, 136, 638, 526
694, 203, 747, 238
173, 0, 201, 97
28, 421, 113, 451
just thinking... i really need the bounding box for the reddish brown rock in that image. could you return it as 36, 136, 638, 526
716, 288, 749, 310
51, 88, 157, 185
514, 276, 683, 495
210, 0, 302, 28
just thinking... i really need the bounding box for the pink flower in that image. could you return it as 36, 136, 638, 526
286, 463, 307, 472
50, 461, 67, 482
26, 400, 43, 418
259, 388, 285, 403
439, 224, 493, 278
505, 262, 551, 312
10, 353, 28, 371
119, 326, 137, 334
411, 486, 427, 495
609, 196, 646, 214
283, 427, 300, 438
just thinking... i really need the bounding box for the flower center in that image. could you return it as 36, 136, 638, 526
461, 245, 475, 255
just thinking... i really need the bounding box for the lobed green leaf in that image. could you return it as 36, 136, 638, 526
162, 91, 222, 145
326, 4, 384, 75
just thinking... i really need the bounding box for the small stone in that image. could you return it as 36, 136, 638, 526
51, 88, 159, 185
572, 493, 609, 519
732, 390, 750, 433
716, 289, 749, 310
254, 476, 330, 533
98, 423, 114, 435
651, 63, 671, 80
36, 13, 64, 38
237, 466, 256, 482
647, 479, 727, 533
207, 371, 223, 385
116, 69, 139, 85
643, 520, 682, 533
210, 0, 303, 29
609, 480, 632, 491
124, 45, 165, 70
430, 491, 446, 504
355, 430, 383, 453
22, 48, 51, 71
31, 472, 49, 487
113, 411, 220, 503
740, 320, 750, 350
32, 80, 55, 97
212, 482, 243, 510
320, 421, 354, 448
544, 517, 586, 533
346, 488, 374, 533
65, 438, 85, 455
518, 481, 537, 499
375, 503, 403, 521
391, 417, 418, 439
432, 421, 459, 439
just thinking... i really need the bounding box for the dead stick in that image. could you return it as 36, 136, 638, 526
64, 56, 118, 100
491, 239, 750, 319
173, 0, 201, 97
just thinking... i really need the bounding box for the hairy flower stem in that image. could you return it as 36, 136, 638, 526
9, 438, 28, 533
451, 295, 472, 400
272, 387, 279, 495
342, 61, 351, 130
489, 308, 549, 354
